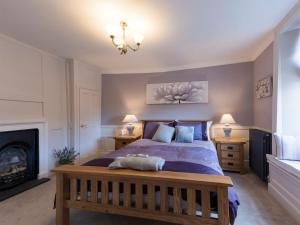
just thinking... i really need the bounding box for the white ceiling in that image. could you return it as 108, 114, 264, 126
0, 0, 298, 73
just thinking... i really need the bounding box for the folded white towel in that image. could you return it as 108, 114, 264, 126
109, 154, 165, 171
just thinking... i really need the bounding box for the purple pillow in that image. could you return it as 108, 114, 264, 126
175, 121, 208, 141
143, 121, 174, 139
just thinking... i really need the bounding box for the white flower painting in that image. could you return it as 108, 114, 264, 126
146, 81, 208, 104
256, 76, 272, 99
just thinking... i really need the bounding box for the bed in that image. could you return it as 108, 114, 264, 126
53, 120, 239, 225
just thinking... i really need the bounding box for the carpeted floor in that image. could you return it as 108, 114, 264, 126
0, 172, 298, 225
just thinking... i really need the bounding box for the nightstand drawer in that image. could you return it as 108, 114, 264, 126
221, 144, 240, 151
215, 137, 246, 173
114, 135, 141, 150
222, 159, 240, 171
116, 140, 131, 149
221, 150, 240, 160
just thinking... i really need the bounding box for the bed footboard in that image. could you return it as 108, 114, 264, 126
53, 165, 233, 225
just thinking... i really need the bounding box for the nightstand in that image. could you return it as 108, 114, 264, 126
114, 135, 141, 150
214, 137, 247, 173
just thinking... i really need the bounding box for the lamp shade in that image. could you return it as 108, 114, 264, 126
122, 115, 138, 123
220, 114, 236, 125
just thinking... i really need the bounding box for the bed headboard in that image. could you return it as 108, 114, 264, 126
140, 119, 212, 139
140, 120, 210, 123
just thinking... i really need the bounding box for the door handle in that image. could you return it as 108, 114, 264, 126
80, 124, 88, 128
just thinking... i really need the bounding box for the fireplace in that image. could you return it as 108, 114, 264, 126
0, 129, 48, 201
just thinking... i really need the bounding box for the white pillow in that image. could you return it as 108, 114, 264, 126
274, 134, 300, 160
207, 121, 213, 141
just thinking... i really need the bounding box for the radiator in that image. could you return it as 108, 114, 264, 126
249, 129, 272, 182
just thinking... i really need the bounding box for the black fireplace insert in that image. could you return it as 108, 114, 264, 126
0, 129, 39, 191
0, 129, 49, 201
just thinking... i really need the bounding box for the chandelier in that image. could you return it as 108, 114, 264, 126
109, 21, 144, 55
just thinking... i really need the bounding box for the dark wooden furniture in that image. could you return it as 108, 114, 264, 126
249, 129, 272, 182
114, 135, 141, 150
215, 137, 247, 173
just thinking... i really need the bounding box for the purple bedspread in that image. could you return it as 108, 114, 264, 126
84, 139, 239, 224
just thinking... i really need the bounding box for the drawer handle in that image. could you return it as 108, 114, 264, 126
228, 154, 233, 157
122, 142, 127, 145
227, 162, 234, 166
227, 146, 233, 150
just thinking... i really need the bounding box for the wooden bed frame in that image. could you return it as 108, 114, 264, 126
53, 120, 234, 225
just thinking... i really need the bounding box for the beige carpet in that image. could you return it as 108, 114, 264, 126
0, 172, 298, 225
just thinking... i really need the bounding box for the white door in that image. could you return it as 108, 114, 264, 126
79, 88, 100, 161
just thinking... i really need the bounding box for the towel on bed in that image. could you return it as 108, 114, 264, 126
108, 154, 165, 171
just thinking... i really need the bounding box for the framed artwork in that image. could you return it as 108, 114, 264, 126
146, 81, 208, 104
256, 76, 272, 99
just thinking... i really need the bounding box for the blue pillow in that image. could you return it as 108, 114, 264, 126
175, 121, 208, 140
175, 126, 194, 143
152, 124, 175, 143
143, 121, 174, 139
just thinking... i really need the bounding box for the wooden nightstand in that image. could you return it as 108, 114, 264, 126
214, 137, 247, 173
114, 135, 141, 150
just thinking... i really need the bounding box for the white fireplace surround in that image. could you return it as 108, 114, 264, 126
0, 119, 49, 178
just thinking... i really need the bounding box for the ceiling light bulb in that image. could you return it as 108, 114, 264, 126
113, 37, 124, 46
133, 33, 144, 44
117, 44, 124, 49
106, 25, 119, 36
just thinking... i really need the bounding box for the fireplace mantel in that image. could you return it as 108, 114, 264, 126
0, 118, 46, 126
0, 119, 49, 178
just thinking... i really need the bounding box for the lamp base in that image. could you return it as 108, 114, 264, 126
126, 124, 135, 136
223, 127, 232, 138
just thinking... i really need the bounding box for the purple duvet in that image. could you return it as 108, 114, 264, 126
84, 139, 239, 224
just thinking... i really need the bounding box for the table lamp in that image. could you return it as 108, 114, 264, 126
220, 113, 236, 138
122, 114, 138, 135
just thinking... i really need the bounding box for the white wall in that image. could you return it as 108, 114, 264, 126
68, 59, 102, 161
268, 5, 300, 222
278, 29, 300, 136
0, 36, 43, 103
43, 53, 68, 169
0, 34, 68, 170
0, 35, 43, 121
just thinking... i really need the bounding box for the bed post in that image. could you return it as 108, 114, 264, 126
217, 187, 230, 225
56, 173, 70, 225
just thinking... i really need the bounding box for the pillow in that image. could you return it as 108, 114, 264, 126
175, 126, 194, 143
143, 121, 174, 139
152, 124, 175, 143
274, 134, 300, 160
108, 154, 165, 171
175, 121, 210, 141
206, 121, 213, 140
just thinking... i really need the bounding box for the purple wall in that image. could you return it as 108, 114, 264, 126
102, 62, 254, 125
253, 43, 273, 131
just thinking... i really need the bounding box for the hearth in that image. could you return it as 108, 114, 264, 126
0, 129, 49, 201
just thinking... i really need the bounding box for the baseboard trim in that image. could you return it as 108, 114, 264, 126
38, 172, 51, 179
268, 182, 300, 224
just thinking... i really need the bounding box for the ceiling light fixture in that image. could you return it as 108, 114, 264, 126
109, 21, 144, 55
